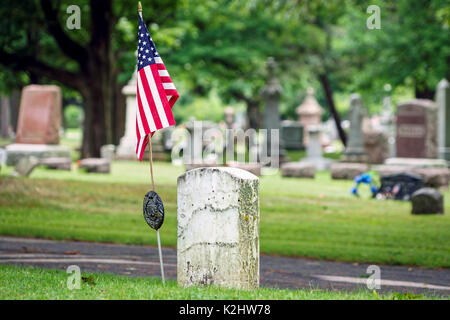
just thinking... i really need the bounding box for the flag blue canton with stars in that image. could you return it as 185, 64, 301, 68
138, 16, 159, 70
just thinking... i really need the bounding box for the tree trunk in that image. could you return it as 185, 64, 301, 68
318, 73, 347, 146
113, 83, 126, 145
80, 63, 119, 158
78, 0, 118, 158
80, 84, 107, 158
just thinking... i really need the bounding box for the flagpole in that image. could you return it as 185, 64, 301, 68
140, 0, 165, 286
138, 1, 142, 17
148, 134, 155, 191
156, 229, 165, 286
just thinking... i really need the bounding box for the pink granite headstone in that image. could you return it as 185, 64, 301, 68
15, 85, 62, 145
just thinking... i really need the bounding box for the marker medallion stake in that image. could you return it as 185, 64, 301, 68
143, 190, 164, 230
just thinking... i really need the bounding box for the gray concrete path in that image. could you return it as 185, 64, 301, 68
1, 236, 449, 297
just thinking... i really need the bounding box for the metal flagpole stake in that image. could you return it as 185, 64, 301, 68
138, 1, 166, 286
148, 133, 165, 286
156, 229, 165, 286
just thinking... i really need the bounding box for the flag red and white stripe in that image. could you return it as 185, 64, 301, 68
135, 15, 179, 161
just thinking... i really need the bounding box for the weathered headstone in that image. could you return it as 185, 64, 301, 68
296, 87, 323, 146
330, 162, 368, 180
437, 79, 450, 161
301, 125, 330, 170
185, 120, 219, 167
100, 144, 115, 161
79, 158, 110, 173
41, 157, 71, 170
15, 85, 62, 144
342, 93, 368, 162
281, 162, 315, 178
260, 57, 285, 160
177, 167, 259, 289
396, 99, 437, 158
281, 120, 303, 150
411, 188, 444, 214
363, 130, 389, 164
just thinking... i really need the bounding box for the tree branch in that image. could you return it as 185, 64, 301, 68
0, 50, 82, 90
40, 0, 88, 64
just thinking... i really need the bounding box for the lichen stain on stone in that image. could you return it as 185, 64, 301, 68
237, 178, 260, 289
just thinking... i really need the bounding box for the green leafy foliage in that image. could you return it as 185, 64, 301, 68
64, 105, 83, 129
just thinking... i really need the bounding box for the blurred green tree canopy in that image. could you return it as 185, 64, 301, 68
0, 0, 448, 155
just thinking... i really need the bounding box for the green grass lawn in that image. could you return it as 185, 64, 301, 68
1, 161, 449, 268
0, 265, 437, 300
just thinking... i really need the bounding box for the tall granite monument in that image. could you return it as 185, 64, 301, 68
296, 87, 323, 146
260, 57, 285, 161
342, 93, 368, 162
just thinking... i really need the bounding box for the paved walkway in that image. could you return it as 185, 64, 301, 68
1, 236, 449, 296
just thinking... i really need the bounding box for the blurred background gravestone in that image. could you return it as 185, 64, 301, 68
363, 130, 389, 164
380, 85, 396, 158
5, 85, 70, 166
342, 93, 368, 163
15, 85, 61, 144
185, 120, 219, 170
437, 79, 450, 161
296, 87, 322, 146
301, 125, 331, 170
224, 107, 235, 153
411, 188, 444, 214
100, 144, 115, 161
395, 99, 437, 159
261, 57, 285, 162
281, 120, 303, 150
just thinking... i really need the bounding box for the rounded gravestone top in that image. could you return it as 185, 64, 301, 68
296, 87, 322, 116
178, 166, 259, 183
411, 187, 444, 214
438, 78, 449, 89
397, 99, 436, 109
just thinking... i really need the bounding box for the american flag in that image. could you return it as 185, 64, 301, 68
135, 14, 179, 161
